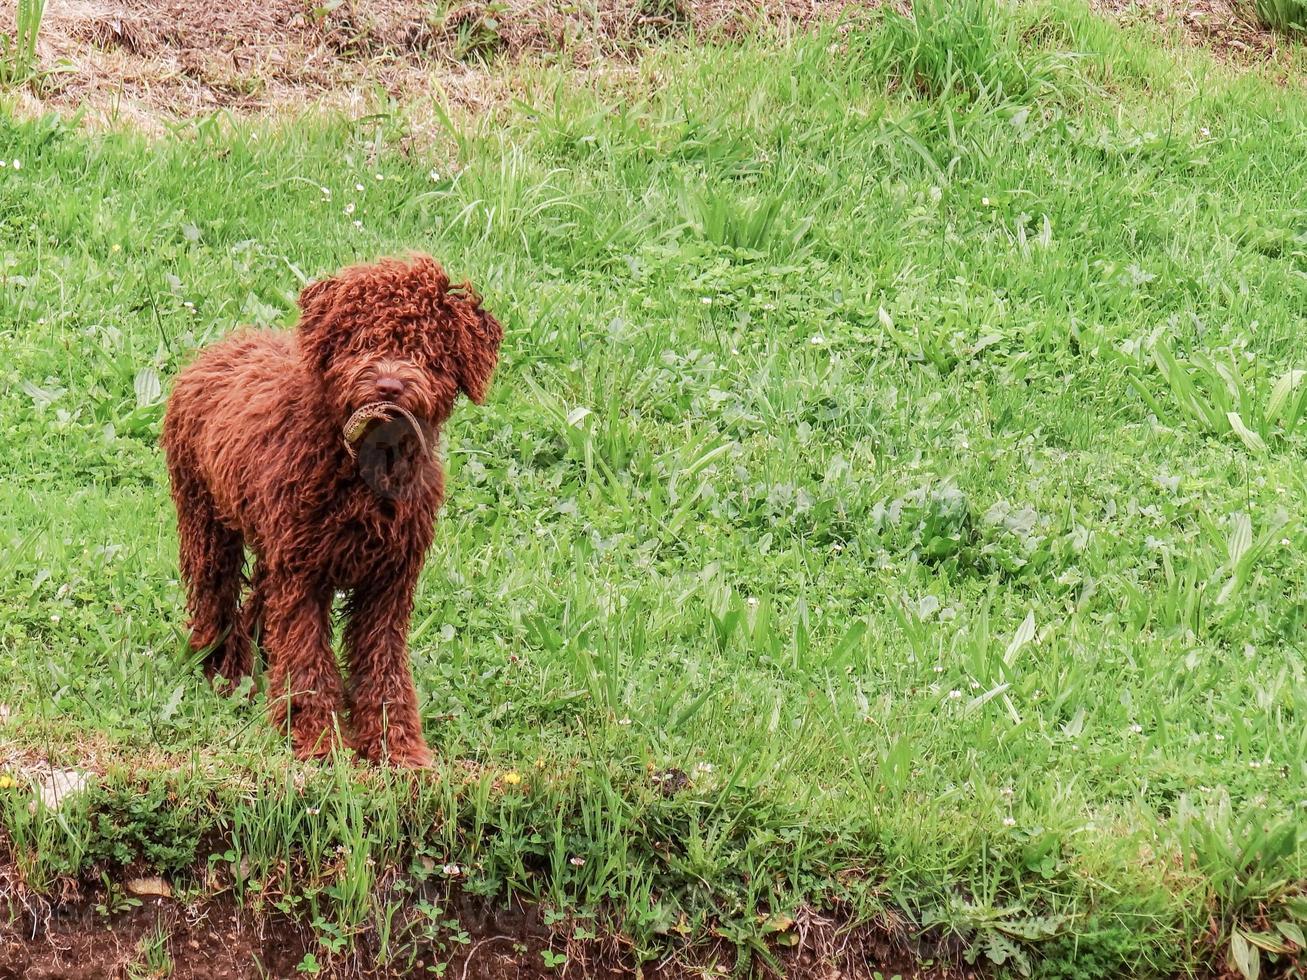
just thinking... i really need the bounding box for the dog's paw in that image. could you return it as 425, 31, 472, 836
289, 720, 351, 763
389, 744, 435, 770
354, 738, 434, 769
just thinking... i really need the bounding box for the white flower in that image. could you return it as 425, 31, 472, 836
700, 297, 712, 305
933, 665, 944, 673
355, 182, 365, 192
1002, 817, 1016, 827
352, 220, 363, 229
809, 335, 826, 345
617, 717, 631, 726
11, 160, 20, 170
1199, 127, 1210, 137
569, 856, 585, 867
694, 762, 714, 775
1249, 761, 1262, 769
948, 690, 962, 700
344, 202, 355, 215
374, 173, 384, 181
1214, 733, 1225, 741
428, 168, 441, 181
442, 863, 461, 876
981, 196, 991, 206
1130, 724, 1143, 734
969, 681, 980, 690
320, 186, 331, 197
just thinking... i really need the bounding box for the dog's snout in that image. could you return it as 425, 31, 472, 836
374, 376, 405, 401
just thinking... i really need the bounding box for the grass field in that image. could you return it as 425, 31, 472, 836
2, 1, 1306, 976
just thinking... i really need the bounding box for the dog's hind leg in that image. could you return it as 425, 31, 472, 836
171, 474, 250, 688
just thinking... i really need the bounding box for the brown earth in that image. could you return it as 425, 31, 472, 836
0, 0, 873, 128
3, 0, 1302, 131
0, 886, 967, 979
1090, 0, 1304, 62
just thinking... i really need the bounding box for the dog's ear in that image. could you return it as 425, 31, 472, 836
296, 275, 341, 368
454, 303, 503, 405
404, 256, 500, 402
297, 276, 339, 323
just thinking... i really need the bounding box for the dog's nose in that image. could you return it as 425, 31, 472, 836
374, 377, 405, 401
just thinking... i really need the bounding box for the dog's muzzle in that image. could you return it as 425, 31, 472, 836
342, 402, 429, 460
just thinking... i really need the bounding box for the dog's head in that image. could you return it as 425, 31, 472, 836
295, 254, 503, 434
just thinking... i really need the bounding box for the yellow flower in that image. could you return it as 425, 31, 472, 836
502, 771, 522, 786
0, 775, 15, 790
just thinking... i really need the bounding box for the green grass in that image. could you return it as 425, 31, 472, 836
0, 0, 47, 88
1, 1, 1306, 976
1250, 0, 1307, 34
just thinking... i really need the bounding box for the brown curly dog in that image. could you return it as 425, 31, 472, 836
162, 255, 502, 766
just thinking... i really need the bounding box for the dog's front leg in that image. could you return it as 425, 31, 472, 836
344, 564, 432, 768
262, 574, 346, 761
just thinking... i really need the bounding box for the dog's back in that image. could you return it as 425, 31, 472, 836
162, 328, 315, 533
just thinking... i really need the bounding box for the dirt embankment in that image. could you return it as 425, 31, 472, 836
2, 0, 867, 126
3, 0, 1300, 129
1092, 0, 1301, 60
0, 887, 963, 979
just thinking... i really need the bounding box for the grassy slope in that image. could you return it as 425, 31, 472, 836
1, 2, 1305, 975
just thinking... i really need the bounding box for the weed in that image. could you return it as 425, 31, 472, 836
1122, 334, 1307, 451
83, 781, 211, 875
1248, 0, 1307, 33
1173, 792, 1307, 979
128, 921, 175, 979
428, 1, 508, 64
95, 873, 144, 917
0, 0, 46, 88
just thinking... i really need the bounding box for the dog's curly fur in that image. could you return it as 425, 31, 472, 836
162, 255, 502, 766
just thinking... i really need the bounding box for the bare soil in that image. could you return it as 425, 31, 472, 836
4, 0, 1301, 129
1, 898, 311, 980
2, 0, 872, 128
0, 887, 967, 979
1091, 0, 1303, 63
